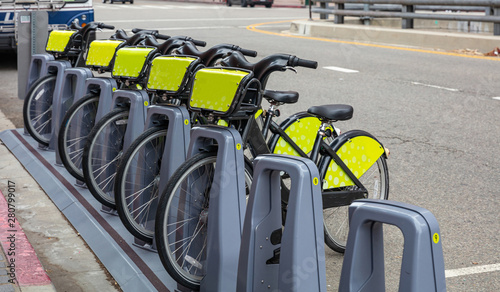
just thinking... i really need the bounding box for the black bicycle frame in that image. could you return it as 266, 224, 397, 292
243, 114, 368, 209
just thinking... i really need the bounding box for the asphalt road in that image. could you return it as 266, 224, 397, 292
1, 1, 499, 291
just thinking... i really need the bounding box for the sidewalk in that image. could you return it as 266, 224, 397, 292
0, 113, 50, 292
288, 18, 500, 53
0, 111, 118, 291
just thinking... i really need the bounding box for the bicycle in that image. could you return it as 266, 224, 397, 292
22, 22, 168, 149
154, 52, 389, 289
111, 40, 258, 243
57, 32, 197, 182
81, 38, 257, 210
22, 21, 115, 147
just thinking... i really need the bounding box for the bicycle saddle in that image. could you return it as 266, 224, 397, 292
263, 90, 299, 104
307, 104, 353, 121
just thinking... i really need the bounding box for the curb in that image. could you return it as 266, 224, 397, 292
289, 19, 500, 53
0, 193, 56, 292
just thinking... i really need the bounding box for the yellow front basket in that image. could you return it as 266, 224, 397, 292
146, 56, 199, 93
188, 67, 253, 117
112, 47, 156, 79
46, 30, 76, 53
86, 40, 125, 69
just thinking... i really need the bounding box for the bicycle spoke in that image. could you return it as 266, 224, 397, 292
96, 172, 116, 191
131, 191, 158, 221
126, 179, 157, 209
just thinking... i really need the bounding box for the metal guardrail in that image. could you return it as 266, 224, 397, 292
310, 0, 500, 35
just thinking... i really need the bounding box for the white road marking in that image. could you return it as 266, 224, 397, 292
412, 81, 459, 92
120, 26, 235, 31
445, 263, 500, 278
103, 16, 299, 23
95, 4, 223, 10
492, 97, 500, 100
323, 66, 359, 73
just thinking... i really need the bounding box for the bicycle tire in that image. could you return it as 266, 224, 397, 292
115, 126, 168, 243
82, 108, 129, 208
318, 131, 389, 253
58, 93, 99, 181
23, 75, 57, 146
155, 151, 252, 290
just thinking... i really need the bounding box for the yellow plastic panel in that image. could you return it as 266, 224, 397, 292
86, 40, 124, 67
323, 136, 384, 188
273, 117, 330, 156
112, 47, 155, 78
46, 30, 76, 52
190, 68, 250, 113
147, 56, 197, 91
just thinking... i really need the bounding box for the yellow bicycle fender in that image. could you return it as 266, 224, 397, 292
323, 136, 384, 188
272, 116, 331, 156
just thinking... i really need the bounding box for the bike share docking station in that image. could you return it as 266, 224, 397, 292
177, 125, 327, 291
25, 54, 54, 92
131, 104, 192, 250
15, 48, 447, 292
51, 67, 93, 160
237, 155, 327, 292
339, 200, 447, 292
183, 125, 248, 292
96, 89, 150, 214
187, 126, 446, 291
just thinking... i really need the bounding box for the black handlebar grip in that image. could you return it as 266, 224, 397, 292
132, 28, 157, 34
296, 58, 318, 69
99, 23, 115, 30
156, 33, 170, 40
238, 48, 257, 58
192, 39, 207, 47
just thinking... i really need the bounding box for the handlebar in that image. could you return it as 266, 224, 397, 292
175, 42, 257, 66
221, 52, 317, 87
156, 33, 170, 40
112, 29, 171, 46
99, 23, 115, 30
291, 57, 318, 69
239, 47, 258, 58
129, 28, 168, 40
192, 39, 207, 47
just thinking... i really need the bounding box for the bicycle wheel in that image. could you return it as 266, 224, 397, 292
319, 131, 389, 253
58, 93, 99, 181
155, 151, 252, 290
23, 75, 56, 146
82, 108, 128, 208
115, 126, 168, 242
